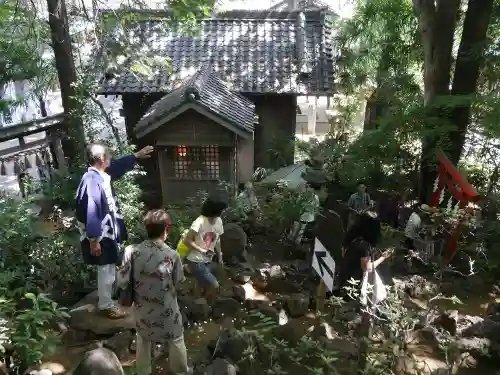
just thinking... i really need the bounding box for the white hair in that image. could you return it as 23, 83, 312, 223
86, 143, 109, 165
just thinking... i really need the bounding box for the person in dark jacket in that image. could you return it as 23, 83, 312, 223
378, 191, 401, 229
75, 143, 153, 319
337, 212, 392, 299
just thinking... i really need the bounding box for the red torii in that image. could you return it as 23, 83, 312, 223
430, 151, 480, 263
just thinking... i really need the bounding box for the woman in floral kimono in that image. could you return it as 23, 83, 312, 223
118, 209, 190, 375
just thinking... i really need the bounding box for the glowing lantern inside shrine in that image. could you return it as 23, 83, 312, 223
176, 145, 187, 157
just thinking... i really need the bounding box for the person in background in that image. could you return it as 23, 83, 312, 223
347, 180, 374, 229
288, 182, 320, 245
118, 209, 190, 375
183, 198, 226, 304
75, 143, 153, 319
336, 212, 392, 300
404, 204, 433, 250
237, 181, 260, 219
378, 191, 401, 229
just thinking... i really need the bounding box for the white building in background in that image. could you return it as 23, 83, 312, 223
296, 97, 331, 138
0, 81, 63, 127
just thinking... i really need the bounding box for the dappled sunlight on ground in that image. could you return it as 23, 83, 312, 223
41, 346, 87, 375
38, 231, 500, 375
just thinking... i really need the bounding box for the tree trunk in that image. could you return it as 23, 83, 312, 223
90, 95, 123, 151
46, 0, 86, 165
446, 0, 495, 164
363, 43, 391, 132
38, 96, 47, 117
413, 0, 461, 203
363, 90, 378, 131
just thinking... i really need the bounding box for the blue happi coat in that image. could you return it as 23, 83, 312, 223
75, 155, 137, 266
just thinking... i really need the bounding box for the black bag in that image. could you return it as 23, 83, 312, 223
116, 246, 124, 266
117, 256, 135, 307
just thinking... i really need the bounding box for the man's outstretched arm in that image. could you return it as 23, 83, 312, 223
106, 145, 154, 181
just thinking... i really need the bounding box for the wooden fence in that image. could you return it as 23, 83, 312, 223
0, 113, 66, 197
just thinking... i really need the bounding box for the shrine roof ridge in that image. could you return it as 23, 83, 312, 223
135, 66, 257, 137
97, 8, 336, 95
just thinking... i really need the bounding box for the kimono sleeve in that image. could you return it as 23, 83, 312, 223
116, 245, 135, 289
106, 155, 137, 181
173, 254, 185, 286
85, 179, 104, 239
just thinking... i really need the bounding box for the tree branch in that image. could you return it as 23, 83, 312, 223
89, 95, 123, 151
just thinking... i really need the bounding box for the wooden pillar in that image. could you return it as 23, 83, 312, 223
316, 280, 327, 313
47, 128, 67, 171
17, 136, 27, 197
52, 136, 67, 171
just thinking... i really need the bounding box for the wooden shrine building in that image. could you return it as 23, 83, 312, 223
135, 68, 257, 202
98, 9, 336, 206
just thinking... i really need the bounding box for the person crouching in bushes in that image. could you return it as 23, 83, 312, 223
237, 181, 260, 214
336, 211, 393, 302
183, 198, 226, 304
288, 182, 321, 245
117, 209, 190, 375
404, 203, 434, 250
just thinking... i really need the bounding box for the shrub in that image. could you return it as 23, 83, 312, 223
0, 197, 70, 374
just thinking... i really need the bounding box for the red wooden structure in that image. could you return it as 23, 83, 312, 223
430, 151, 480, 263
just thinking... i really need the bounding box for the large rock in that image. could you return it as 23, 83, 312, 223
204, 358, 237, 375
461, 318, 500, 360
208, 329, 265, 375
178, 296, 212, 323
432, 310, 459, 336
228, 268, 252, 284
272, 320, 312, 344
393, 355, 449, 375
251, 264, 299, 294
486, 301, 500, 322
212, 298, 242, 320
72, 290, 99, 309
209, 329, 258, 363
102, 331, 134, 361
221, 224, 248, 263
70, 304, 135, 335
283, 293, 310, 318
461, 318, 500, 341
73, 348, 124, 375
405, 328, 441, 351
453, 337, 491, 359
232, 283, 269, 302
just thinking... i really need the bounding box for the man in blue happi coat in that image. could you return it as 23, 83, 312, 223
75, 143, 153, 319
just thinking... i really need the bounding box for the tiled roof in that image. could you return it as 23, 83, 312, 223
135, 67, 257, 137
98, 9, 335, 95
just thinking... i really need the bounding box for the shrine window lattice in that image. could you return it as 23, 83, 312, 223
172, 145, 220, 180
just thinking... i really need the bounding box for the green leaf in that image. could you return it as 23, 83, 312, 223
24, 292, 36, 300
